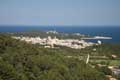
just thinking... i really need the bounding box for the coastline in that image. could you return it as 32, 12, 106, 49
0, 26, 119, 43
81, 36, 112, 40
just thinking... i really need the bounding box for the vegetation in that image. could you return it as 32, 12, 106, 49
2, 30, 89, 39
0, 34, 106, 80
96, 66, 112, 75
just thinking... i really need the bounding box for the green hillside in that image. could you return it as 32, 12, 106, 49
0, 34, 105, 80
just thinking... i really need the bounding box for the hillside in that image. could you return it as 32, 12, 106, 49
0, 34, 105, 80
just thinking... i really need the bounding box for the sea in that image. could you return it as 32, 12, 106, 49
0, 26, 120, 44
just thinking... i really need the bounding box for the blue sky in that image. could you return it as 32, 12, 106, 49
0, 0, 120, 26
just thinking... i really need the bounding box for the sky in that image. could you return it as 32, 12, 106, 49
0, 0, 120, 26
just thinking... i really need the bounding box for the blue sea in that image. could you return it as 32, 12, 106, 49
0, 26, 120, 43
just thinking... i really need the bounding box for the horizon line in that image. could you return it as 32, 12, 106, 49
0, 25, 120, 27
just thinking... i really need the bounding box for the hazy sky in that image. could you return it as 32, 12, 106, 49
0, 0, 120, 26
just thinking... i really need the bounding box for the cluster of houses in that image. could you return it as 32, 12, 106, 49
12, 36, 99, 49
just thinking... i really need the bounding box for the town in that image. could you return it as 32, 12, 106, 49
12, 36, 101, 49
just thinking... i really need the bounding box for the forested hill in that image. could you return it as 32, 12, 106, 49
0, 34, 105, 80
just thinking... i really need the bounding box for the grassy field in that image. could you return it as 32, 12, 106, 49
90, 59, 120, 66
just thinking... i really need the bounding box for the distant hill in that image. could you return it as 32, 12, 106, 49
2, 30, 90, 39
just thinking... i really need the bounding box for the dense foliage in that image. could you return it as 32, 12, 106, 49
0, 34, 105, 80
